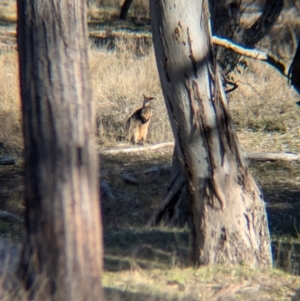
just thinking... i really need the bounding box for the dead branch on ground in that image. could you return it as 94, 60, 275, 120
101, 142, 174, 155
246, 152, 300, 161
101, 143, 300, 162
0, 158, 15, 165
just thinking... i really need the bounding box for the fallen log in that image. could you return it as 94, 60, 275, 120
246, 152, 300, 161
101, 142, 174, 155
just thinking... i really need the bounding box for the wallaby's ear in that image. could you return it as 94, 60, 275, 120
143, 94, 154, 101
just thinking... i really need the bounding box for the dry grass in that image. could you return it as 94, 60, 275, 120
0, 219, 299, 301
230, 57, 300, 153
0, 50, 22, 157
1, 1, 299, 154
1, 236, 299, 301
89, 40, 172, 145
0, 40, 172, 152
103, 265, 300, 301
1, 38, 300, 154
0, 0, 149, 24
0, 0, 17, 22
231, 59, 300, 132
91, 37, 300, 149
87, 1, 102, 20
89, 30, 300, 149
2, 265, 299, 301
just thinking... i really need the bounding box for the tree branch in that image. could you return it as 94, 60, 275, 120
243, 0, 284, 47
212, 36, 287, 77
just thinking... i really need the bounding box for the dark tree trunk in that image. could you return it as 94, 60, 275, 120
120, 0, 134, 20
150, 0, 272, 267
243, 0, 284, 47
16, 0, 103, 300
210, 0, 284, 75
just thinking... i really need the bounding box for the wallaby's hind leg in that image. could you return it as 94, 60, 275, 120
131, 129, 139, 144
140, 127, 149, 144
127, 120, 136, 144
133, 128, 145, 145
126, 120, 132, 142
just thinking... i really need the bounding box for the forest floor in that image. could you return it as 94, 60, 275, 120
1, 143, 300, 300
1, 1, 300, 300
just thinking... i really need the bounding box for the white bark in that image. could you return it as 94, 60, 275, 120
150, 0, 272, 267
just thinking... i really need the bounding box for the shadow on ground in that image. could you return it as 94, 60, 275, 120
0, 150, 300, 276
104, 228, 189, 271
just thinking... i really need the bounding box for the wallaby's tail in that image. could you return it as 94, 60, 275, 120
126, 117, 133, 142
126, 117, 131, 131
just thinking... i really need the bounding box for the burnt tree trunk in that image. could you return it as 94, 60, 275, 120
150, 0, 272, 267
120, 0, 134, 20
17, 0, 103, 300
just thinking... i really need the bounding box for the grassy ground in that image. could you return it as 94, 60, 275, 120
1, 0, 300, 300
1, 151, 300, 300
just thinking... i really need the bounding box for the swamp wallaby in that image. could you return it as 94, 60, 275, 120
126, 95, 154, 144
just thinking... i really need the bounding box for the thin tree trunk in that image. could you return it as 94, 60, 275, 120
16, 1, 103, 300
243, 0, 284, 46
150, 0, 272, 267
120, 0, 134, 20
209, 0, 284, 75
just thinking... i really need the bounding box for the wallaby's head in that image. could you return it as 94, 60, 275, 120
143, 94, 154, 107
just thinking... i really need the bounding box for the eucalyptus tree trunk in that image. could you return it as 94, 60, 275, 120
150, 0, 272, 267
17, 0, 103, 300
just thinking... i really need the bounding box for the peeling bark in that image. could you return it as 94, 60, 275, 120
150, 0, 272, 267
